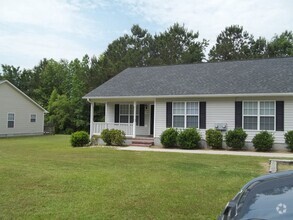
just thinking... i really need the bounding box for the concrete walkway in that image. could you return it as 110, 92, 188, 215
117, 146, 293, 158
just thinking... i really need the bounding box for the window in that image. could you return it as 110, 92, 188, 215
31, 114, 36, 123
119, 104, 139, 125
173, 102, 199, 128
8, 113, 14, 128
243, 101, 275, 131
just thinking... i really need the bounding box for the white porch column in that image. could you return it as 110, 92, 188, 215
105, 102, 108, 122
90, 102, 94, 138
133, 101, 137, 138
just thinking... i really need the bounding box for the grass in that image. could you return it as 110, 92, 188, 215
0, 135, 268, 219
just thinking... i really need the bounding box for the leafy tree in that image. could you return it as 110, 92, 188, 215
0, 65, 22, 87
267, 30, 293, 57
209, 25, 254, 61
101, 25, 154, 79
251, 37, 268, 58
153, 23, 208, 65
47, 89, 72, 133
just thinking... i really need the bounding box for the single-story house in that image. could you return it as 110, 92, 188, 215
83, 57, 293, 149
0, 80, 47, 137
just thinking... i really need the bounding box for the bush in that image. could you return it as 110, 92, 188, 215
101, 129, 112, 145
252, 131, 274, 152
206, 129, 223, 149
177, 128, 201, 149
101, 129, 126, 146
110, 129, 126, 146
225, 128, 247, 150
285, 130, 293, 151
160, 128, 178, 148
71, 131, 90, 147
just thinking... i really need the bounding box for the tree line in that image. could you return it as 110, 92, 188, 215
1, 24, 292, 133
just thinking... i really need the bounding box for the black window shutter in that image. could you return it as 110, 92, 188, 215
199, 102, 206, 129
114, 104, 119, 123
276, 101, 284, 131
139, 104, 145, 126
166, 102, 172, 128
235, 101, 242, 128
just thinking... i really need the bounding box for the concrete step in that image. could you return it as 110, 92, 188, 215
129, 143, 153, 147
132, 140, 154, 145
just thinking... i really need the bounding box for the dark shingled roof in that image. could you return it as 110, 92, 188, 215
84, 57, 293, 98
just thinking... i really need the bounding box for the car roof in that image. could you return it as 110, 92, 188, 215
241, 170, 293, 190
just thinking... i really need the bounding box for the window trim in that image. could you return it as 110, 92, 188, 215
172, 101, 199, 129
119, 104, 139, 125
7, 112, 15, 128
30, 114, 37, 123
242, 101, 276, 131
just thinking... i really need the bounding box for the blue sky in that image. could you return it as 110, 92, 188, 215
0, 0, 292, 69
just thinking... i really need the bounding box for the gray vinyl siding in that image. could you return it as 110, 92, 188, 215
154, 97, 293, 144
0, 83, 45, 136
154, 100, 166, 138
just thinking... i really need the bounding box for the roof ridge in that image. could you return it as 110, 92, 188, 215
126, 56, 293, 70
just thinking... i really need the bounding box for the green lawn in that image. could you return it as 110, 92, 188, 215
0, 135, 267, 219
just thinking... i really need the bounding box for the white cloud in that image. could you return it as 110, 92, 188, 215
0, 0, 105, 68
0, 0, 102, 36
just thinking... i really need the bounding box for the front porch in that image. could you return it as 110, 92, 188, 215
89, 100, 155, 138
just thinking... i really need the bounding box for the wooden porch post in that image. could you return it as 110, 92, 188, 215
90, 102, 94, 138
133, 101, 136, 138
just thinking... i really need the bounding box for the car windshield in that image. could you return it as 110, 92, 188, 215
236, 176, 293, 220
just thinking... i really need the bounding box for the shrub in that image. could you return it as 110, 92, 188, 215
285, 130, 293, 151
160, 128, 178, 148
101, 129, 126, 146
252, 131, 274, 152
225, 128, 247, 150
101, 129, 112, 145
177, 128, 201, 149
206, 129, 223, 149
71, 131, 90, 147
110, 129, 126, 146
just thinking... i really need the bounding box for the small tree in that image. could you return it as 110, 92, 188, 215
206, 129, 223, 149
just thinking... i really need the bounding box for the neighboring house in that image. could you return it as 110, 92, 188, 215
83, 57, 293, 149
0, 80, 47, 137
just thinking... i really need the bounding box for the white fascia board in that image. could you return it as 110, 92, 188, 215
83, 92, 293, 101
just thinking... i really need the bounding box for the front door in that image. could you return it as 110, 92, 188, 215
150, 105, 154, 136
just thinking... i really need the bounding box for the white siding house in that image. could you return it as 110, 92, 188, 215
0, 80, 47, 137
83, 57, 293, 150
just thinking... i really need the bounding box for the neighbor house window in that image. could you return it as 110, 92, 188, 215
30, 114, 36, 123
173, 102, 199, 128
119, 104, 139, 125
8, 113, 14, 128
243, 101, 275, 131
